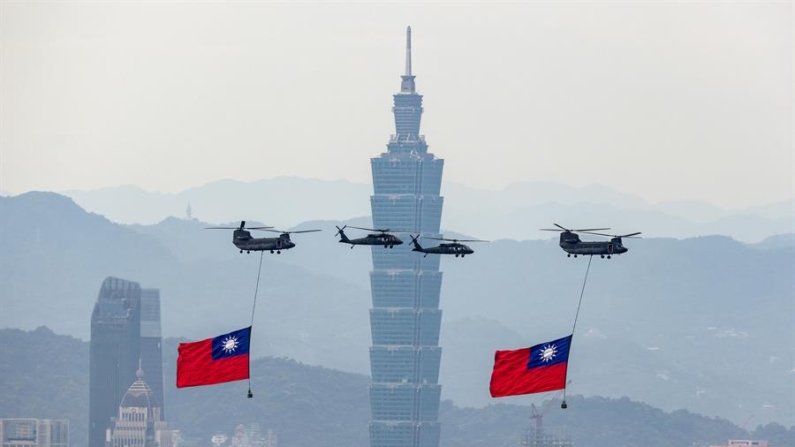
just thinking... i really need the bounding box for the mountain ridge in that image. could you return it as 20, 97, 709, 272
55, 177, 795, 242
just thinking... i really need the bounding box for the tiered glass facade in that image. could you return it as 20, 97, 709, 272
368, 27, 445, 447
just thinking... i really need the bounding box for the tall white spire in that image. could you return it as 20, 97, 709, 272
405, 26, 412, 76
400, 26, 416, 94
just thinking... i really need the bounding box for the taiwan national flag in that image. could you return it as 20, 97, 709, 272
489, 335, 572, 398
177, 327, 251, 388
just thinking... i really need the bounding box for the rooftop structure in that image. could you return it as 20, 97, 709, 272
105, 364, 174, 447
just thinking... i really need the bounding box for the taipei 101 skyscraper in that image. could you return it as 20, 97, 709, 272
367, 27, 445, 447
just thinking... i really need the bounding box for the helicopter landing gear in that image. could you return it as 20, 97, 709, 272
277, 250, 281, 254
389, 245, 394, 249
247, 250, 250, 254
567, 254, 571, 258
240, 250, 243, 253
600, 255, 604, 259
574, 254, 578, 258
607, 255, 611, 259
455, 254, 459, 257
270, 250, 274, 254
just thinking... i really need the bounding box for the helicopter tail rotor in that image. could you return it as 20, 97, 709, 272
335, 225, 347, 237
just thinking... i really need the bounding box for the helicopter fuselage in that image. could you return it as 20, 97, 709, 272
412, 242, 474, 258
233, 230, 295, 253
339, 232, 403, 248
558, 232, 627, 258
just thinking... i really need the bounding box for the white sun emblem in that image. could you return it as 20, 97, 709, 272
539, 344, 557, 363
221, 336, 239, 354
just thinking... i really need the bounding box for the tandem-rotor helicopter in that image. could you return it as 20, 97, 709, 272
205, 221, 321, 254
335, 226, 404, 249
409, 235, 488, 258
541, 223, 641, 259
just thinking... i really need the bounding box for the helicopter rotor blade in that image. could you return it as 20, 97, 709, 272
264, 229, 322, 234
349, 226, 391, 233
207, 220, 272, 230
541, 225, 610, 232
581, 231, 641, 238
579, 232, 614, 237
426, 236, 487, 243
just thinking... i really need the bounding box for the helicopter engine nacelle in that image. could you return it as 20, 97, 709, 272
560, 232, 580, 244
233, 229, 252, 241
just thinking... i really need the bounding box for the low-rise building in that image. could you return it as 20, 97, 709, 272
0, 419, 69, 447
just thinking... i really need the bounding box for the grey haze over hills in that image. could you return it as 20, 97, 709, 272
1, 192, 793, 428
61, 177, 794, 243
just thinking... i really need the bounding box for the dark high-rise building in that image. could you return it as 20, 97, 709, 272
89, 277, 142, 447
140, 288, 165, 418
368, 27, 445, 447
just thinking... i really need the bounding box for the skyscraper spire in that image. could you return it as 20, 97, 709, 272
400, 26, 416, 94
405, 26, 412, 76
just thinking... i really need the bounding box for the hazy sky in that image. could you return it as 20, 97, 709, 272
1, 1, 792, 208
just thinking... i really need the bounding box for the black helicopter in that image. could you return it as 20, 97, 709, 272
206, 221, 321, 254
335, 226, 403, 248
409, 235, 487, 258
541, 223, 641, 259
